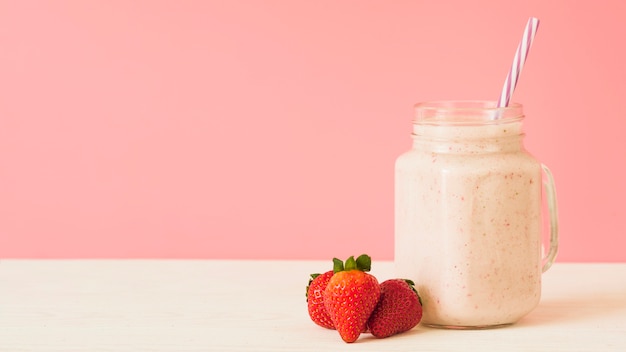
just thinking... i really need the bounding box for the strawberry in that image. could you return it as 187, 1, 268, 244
306, 271, 335, 329
367, 279, 423, 338
323, 254, 381, 343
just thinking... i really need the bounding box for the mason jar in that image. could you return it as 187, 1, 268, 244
394, 100, 558, 328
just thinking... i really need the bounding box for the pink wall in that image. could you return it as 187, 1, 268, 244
0, 1, 624, 261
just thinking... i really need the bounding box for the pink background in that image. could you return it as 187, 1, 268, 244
0, 1, 624, 261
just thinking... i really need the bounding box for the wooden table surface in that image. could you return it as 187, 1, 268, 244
1, 260, 625, 351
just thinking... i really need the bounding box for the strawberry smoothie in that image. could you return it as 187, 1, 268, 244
394, 101, 553, 328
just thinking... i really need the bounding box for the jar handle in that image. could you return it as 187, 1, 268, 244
541, 164, 559, 273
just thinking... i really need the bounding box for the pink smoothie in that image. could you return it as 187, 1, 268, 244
395, 118, 543, 328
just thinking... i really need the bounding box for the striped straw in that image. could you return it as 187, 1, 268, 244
496, 17, 540, 111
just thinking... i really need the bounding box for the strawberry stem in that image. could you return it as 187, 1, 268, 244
355, 254, 371, 272
345, 256, 357, 271
332, 258, 344, 273
332, 254, 372, 273
402, 278, 422, 305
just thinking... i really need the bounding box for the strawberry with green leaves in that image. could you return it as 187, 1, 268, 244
323, 254, 381, 343
306, 271, 335, 329
367, 279, 423, 338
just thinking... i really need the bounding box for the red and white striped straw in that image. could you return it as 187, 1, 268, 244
496, 17, 540, 111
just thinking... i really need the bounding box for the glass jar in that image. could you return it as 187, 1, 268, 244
394, 100, 558, 328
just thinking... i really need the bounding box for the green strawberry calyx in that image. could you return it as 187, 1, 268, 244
402, 278, 423, 306
306, 273, 322, 301
332, 254, 372, 273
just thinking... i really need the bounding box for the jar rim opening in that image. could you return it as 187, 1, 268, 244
414, 100, 524, 125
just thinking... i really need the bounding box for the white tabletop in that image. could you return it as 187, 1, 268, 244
1, 260, 625, 351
